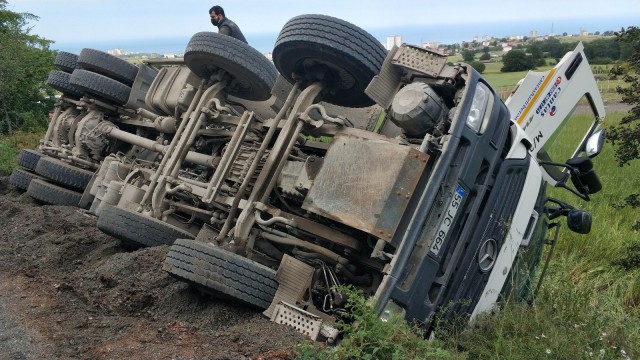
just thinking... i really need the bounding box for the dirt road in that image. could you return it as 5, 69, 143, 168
0, 178, 303, 360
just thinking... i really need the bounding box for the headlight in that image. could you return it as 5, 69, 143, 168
379, 300, 406, 322
466, 82, 492, 133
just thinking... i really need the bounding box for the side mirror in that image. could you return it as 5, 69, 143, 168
567, 209, 592, 234
585, 129, 605, 158
566, 157, 602, 195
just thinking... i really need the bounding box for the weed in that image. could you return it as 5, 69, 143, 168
0, 131, 43, 175
294, 287, 454, 360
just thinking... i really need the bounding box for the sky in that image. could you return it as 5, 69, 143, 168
7, 0, 640, 54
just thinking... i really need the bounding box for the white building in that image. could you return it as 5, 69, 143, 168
422, 41, 440, 49
386, 35, 402, 50
107, 48, 126, 56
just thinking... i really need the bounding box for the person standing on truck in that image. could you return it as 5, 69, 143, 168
209, 5, 248, 44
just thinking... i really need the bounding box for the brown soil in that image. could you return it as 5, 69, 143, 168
0, 177, 304, 360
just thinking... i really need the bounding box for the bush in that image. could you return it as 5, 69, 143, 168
470, 61, 486, 74
501, 50, 535, 72
295, 287, 453, 360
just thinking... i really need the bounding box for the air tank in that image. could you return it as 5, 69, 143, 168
389, 82, 446, 138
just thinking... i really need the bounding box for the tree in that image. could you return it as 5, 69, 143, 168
479, 52, 491, 61
501, 50, 535, 72
607, 27, 640, 229
0, 0, 56, 134
461, 50, 475, 62
608, 27, 640, 166
469, 61, 486, 74
527, 42, 546, 66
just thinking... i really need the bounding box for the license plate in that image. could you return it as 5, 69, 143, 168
430, 185, 465, 257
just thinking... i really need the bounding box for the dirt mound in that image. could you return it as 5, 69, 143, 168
0, 176, 303, 359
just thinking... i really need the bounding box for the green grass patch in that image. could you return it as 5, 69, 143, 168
0, 131, 43, 175
295, 287, 456, 360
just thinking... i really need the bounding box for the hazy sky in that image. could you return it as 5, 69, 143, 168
7, 0, 639, 50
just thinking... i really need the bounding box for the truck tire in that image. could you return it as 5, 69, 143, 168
9, 169, 44, 191
164, 239, 278, 309
47, 70, 84, 98
16, 149, 44, 171
70, 69, 131, 106
184, 32, 277, 101
27, 179, 82, 207
53, 51, 79, 73
273, 14, 387, 108
97, 205, 195, 248
77, 48, 138, 86
34, 157, 93, 192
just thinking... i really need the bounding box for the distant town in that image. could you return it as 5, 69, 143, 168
106, 27, 616, 60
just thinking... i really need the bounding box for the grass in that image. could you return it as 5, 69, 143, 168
0, 131, 43, 175
297, 110, 640, 359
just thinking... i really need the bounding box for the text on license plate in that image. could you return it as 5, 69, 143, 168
429, 185, 465, 257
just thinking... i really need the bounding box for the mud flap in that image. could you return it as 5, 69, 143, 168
265, 255, 341, 340
264, 255, 315, 319
78, 171, 98, 210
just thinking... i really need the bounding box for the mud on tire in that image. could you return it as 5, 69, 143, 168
97, 205, 195, 248
70, 69, 131, 106
272, 14, 387, 107
27, 178, 82, 206
77, 48, 138, 86
34, 157, 94, 192
164, 239, 278, 309
184, 32, 277, 101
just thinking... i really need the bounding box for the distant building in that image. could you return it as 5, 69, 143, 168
107, 48, 126, 56
422, 41, 440, 49
264, 52, 273, 61
580, 29, 589, 37
386, 35, 402, 50
163, 53, 178, 59
530, 30, 538, 38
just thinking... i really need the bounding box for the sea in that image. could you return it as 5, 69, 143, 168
51, 17, 637, 55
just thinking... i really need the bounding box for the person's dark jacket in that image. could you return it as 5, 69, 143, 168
215, 17, 247, 44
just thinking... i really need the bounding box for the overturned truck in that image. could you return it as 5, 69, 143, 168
21, 14, 607, 341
